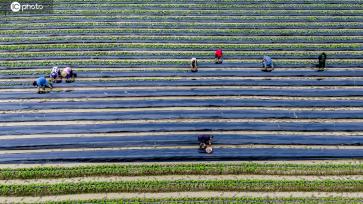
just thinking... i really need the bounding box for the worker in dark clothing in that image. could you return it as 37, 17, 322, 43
33, 76, 53, 94
317, 53, 327, 71
215, 49, 223, 64
191, 58, 198, 72
198, 135, 213, 154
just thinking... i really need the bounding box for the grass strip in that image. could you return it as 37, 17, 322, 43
44, 197, 363, 204
1, 28, 362, 36
3, 15, 363, 22
2, 36, 363, 44
0, 163, 362, 180
3, 22, 363, 29
1, 43, 361, 51
1, 179, 363, 196
54, 0, 363, 3
1, 59, 362, 68
52, 9, 363, 16
54, 3, 363, 10
1, 51, 363, 59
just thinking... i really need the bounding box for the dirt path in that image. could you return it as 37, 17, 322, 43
1, 130, 363, 140
3, 106, 363, 115
1, 174, 362, 185
0, 95, 361, 104
3, 76, 363, 83
2, 191, 363, 203
0, 144, 362, 155
2, 118, 363, 127
0, 67, 357, 73
2, 85, 363, 93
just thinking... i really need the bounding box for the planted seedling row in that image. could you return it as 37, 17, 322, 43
3, 22, 363, 30
2, 28, 363, 37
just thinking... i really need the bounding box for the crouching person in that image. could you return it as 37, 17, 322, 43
62, 67, 77, 83
191, 58, 198, 72
262, 56, 274, 72
317, 52, 327, 72
215, 49, 223, 64
33, 76, 53, 94
50, 66, 62, 83
198, 135, 213, 154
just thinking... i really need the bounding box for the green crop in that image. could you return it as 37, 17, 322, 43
2, 36, 363, 44
2, 59, 363, 68
43, 197, 363, 204
3, 15, 363, 23
1, 179, 363, 196
1, 51, 362, 59
52, 9, 363, 16
2, 22, 362, 30
1, 28, 362, 36
1, 43, 361, 51
54, 3, 363, 10
0, 163, 362, 180
54, 0, 363, 3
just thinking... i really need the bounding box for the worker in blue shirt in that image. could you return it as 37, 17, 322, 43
32, 76, 53, 94
262, 56, 274, 72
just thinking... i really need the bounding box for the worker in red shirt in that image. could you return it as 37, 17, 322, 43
215, 49, 223, 64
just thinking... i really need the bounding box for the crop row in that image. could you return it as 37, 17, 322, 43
1, 163, 362, 180
1, 179, 363, 196
54, 3, 363, 9
1, 43, 361, 51
3, 22, 363, 30
54, 0, 363, 3
2, 51, 362, 59
2, 59, 363, 68
4, 15, 363, 23
1, 28, 362, 36
43, 197, 363, 204
50, 9, 363, 16
2, 36, 363, 44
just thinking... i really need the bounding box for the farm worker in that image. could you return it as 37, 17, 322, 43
49, 66, 62, 83
214, 49, 223, 64
191, 58, 198, 72
261, 55, 274, 72
198, 135, 213, 154
32, 76, 53, 94
317, 53, 327, 71
61, 67, 77, 82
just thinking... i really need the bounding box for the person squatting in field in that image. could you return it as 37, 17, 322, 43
49, 66, 62, 83
33, 76, 53, 94
317, 52, 327, 71
191, 58, 198, 72
198, 135, 213, 154
61, 67, 77, 82
215, 49, 223, 64
261, 55, 274, 72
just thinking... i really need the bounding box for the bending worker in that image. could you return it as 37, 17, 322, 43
262, 55, 274, 72
317, 52, 327, 71
50, 66, 62, 83
33, 76, 53, 94
215, 49, 223, 64
191, 58, 198, 72
62, 67, 77, 82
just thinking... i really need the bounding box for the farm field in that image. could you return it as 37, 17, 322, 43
1, 161, 363, 203
1, 0, 363, 202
